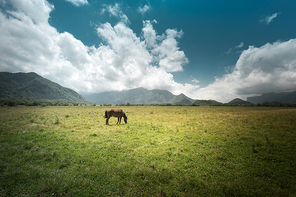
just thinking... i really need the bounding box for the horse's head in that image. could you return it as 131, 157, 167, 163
124, 114, 127, 124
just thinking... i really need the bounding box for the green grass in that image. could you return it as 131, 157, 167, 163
0, 106, 296, 196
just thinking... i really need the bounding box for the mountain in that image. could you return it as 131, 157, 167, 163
0, 72, 87, 103
247, 91, 296, 104
83, 88, 195, 105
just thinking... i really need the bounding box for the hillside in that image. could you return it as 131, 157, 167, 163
83, 88, 195, 105
191, 100, 223, 106
170, 93, 195, 105
247, 91, 296, 104
227, 98, 254, 106
0, 72, 87, 103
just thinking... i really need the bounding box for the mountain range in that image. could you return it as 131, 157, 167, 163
247, 92, 296, 104
82, 88, 195, 105
0, 72, 87, 103
1, 72, 296, 105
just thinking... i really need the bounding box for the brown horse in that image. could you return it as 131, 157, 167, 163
104, 109, 127, 125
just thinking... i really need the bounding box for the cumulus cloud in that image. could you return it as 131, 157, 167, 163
138, 4, 151, 15
0, 0, 197, 97
195, 39, 296, 102
91, 20, 191, 92
65, 0, 88, 7
260, 12, 281, 25
141, 21, 188, 72
142, 20, 157, 48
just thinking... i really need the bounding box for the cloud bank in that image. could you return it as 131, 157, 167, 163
196, 39, 296, 102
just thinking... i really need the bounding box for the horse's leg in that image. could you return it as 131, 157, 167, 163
106, 117, 109, 125
119, 117, 122, 124
117, 117, 119, 124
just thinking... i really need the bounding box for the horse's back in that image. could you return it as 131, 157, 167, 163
107, 109, 122, 113
106, 109, 124, 117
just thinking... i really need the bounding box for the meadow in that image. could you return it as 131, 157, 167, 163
0, 106, 295, 196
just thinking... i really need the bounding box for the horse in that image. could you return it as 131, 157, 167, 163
103, 109, 127, 125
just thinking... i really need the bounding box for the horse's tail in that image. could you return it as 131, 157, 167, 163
103, 110, 107, 118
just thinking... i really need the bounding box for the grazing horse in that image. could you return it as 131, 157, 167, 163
104, 109, 127, 125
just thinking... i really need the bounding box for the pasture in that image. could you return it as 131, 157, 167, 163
0, 106, 295, 196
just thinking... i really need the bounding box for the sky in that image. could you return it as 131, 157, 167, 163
1, 0, 296, 103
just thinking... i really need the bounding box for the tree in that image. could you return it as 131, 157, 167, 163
7, 100, 16, 106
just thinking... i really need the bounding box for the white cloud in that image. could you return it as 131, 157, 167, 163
101, 3, 129, 24
9, 0, 54, 23
226, 41, 244, 54
65, 0, 88, 7
142, 20, 157, 48
260, 12, 280, 25
152, 29, 188, 72
195, 39, 296, 102
138, 4, 151, 15
235, 42, 244, 48
191, 76, 199, 84
0, 0, 198, 97
92, 21, 192, 92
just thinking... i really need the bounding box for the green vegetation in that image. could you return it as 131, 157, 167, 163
1, 106, 296, 196
0, 98, 86, 107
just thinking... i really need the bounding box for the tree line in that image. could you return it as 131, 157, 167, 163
0, 98, 87, 107
2, 98, 296, 107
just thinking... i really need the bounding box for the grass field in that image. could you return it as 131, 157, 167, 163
0, 106, 296, 196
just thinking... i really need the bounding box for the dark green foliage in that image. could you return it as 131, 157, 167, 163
0, 98, 75, 106
6, 100, 16, 106
0, 72, 87, 103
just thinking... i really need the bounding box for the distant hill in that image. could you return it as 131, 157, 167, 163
229, 98, 245, 103
192, 100, 222, 106
0, 72, 87, 103
247, 91, 296, 104
83, 88, 195, 105
170, 93, 195, 105
227, 98, 254, 106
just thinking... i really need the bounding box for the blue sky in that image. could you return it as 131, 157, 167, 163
1, 0, 296, 102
